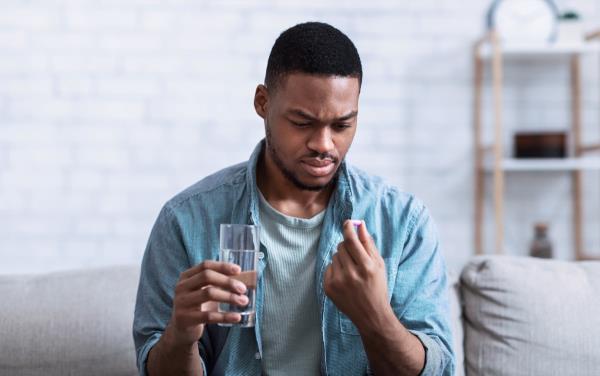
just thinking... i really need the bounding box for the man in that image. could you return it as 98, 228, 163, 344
133, 22, 454, 375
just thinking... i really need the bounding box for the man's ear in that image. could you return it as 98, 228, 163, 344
254, 84, 268, 119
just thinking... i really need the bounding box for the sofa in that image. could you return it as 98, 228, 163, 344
1, 256, 599, 375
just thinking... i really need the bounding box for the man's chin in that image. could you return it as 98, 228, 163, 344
293, 171, 338, 191
298, 180, 331, 192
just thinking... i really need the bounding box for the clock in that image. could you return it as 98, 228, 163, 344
487, 0, 559, 44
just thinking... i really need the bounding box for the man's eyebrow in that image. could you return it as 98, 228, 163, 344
287, 109, 358, 122
336, 111, 358, 121
287, 109, 318, 121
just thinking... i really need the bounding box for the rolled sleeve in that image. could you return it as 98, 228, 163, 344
136, 333, 161, 376
410, 330, 452, 376
135, 333, 208, 376
391, 201, 455, 375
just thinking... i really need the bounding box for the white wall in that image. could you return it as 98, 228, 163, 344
1, 0, 599, 275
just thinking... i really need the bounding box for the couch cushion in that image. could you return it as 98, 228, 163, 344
461, 256, 600, 376
0, 265, 140, 376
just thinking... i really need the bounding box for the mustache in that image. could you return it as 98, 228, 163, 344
303, 152, 338, 163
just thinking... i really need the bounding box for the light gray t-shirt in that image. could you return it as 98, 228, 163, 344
258, 191, 325, 376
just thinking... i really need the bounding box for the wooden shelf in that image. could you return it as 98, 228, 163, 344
478, 43, 600, 59
580, 254, 600, 261
482, 157, 600, 172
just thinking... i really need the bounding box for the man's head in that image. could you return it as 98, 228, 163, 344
254, 22, 362, 192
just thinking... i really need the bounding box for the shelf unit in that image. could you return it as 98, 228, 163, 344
473, 30, 600, 260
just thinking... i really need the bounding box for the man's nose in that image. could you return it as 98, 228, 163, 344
307, 126, 334, 155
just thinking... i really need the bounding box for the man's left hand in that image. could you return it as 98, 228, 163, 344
324, 219, 393, 333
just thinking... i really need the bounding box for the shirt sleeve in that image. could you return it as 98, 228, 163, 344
392, 201, 455, 376
132, 204, 208, 376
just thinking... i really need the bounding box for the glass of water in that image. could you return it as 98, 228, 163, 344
218, 224, 259, 328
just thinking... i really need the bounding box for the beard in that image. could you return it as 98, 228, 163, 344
265, 126, 340, 192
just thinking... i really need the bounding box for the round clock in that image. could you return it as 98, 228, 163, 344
487, 0, 559, 44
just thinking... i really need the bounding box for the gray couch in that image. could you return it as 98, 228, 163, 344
1, 256, 599, 375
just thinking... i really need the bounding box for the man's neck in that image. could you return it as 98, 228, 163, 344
256, 151, 334, 219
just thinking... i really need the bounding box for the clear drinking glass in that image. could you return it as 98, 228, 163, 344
218, 224, 259, 328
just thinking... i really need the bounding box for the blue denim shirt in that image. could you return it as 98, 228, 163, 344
133, 140, 454, 375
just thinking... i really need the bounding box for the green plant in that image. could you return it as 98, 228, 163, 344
559, 11, 580, 20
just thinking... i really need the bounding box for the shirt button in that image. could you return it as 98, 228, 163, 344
255, 352, 261, 360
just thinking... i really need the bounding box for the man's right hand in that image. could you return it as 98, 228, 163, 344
166, 260, 249, 347
147, 261, 248, 375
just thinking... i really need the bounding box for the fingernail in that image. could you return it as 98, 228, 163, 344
234, 281, 247, 293
231, 264, 241, 273
237, 295, 249, 305
351, 220, 362, 230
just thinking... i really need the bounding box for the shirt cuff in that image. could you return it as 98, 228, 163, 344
137, 334, 207, 376
409, 330, 445, 376
137, 333, 161, 376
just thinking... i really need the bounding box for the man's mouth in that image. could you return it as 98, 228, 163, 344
300, 159, 336, 177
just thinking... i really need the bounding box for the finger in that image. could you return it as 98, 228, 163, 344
356, 220, 376, 256
200, 300, 218, 312
201, 286, 249, 307
191, 311, 242, 325
335, 243, 353, 268
335, 247, 360, 281
180, 286, 248, 309
181, 260, 240, 280
336, 244, 361, 277
332, 249, 344, 271
341, 220, 370, 265
180, 269, 247, 294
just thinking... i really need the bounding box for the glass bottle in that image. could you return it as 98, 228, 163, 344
530, 223, 553, 259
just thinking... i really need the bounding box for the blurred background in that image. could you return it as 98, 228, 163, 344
1, 0, 599, 275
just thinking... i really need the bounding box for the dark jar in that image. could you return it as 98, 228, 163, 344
530, 223, 553, 259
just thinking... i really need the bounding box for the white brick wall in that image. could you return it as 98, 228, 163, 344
1, 0, 599, 274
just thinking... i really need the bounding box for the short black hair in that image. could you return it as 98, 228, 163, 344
265, 22, 362, 91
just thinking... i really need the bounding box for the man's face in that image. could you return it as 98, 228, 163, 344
256, 73, 360, 191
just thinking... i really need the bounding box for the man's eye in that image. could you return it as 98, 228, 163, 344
292, 121, 311, 127
334, 123, 351, 130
